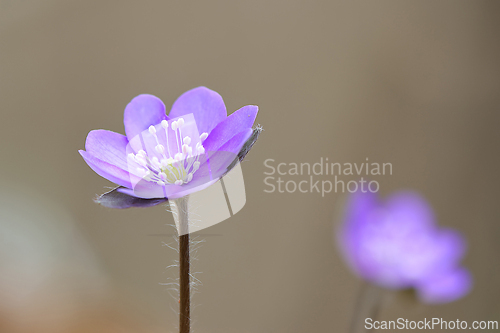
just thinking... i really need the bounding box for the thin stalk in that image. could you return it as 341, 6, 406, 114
348, 282, 383, 333
175, 196, 190, 333
349, 282, 368, 333
368, 288, 383, 333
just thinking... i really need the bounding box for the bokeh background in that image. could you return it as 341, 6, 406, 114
1, 0, 499, 332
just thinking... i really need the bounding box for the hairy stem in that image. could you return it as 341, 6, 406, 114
176, 196, 190, 333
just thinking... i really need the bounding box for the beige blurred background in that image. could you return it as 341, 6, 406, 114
1, 0, 499, 332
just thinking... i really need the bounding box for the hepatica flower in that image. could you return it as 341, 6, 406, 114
79, 87, 260, 208
339, 191, 472, 303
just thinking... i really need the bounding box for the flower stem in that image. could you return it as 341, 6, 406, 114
176, 196, 190, 333
348, 282, 383, 333
349, 282, 368, 333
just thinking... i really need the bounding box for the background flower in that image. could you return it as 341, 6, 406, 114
338, 190, 472, 303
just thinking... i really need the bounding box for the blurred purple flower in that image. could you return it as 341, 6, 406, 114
338, 191, 472, 303
79, 87, 260, 208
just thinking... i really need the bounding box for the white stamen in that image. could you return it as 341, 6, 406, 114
155, 144, 165, 154
160, 121, 171, 159
152, 157, 160, 168
129, 119, 206, 187
161, 158, 174, 167
136, 155, 147, 166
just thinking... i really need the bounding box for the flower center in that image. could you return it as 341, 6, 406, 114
127, 118, 208, 186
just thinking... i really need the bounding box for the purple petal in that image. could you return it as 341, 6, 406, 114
338, 191, 379, 277
385, 191, 435, 229
343, 191, 379, 228
203, 105, 258, 153
84, 130, 129, 171
211, 128, 253, 176
124, 94, 167, 141
416, 268, 472, 303
427, 229, 467, 274
168, 87, 227, 135
95, 187, 167, 208
79, 150, 132, 188
181, 129, 252, 191
195, 129, 252, 179
211, 128, 253, 156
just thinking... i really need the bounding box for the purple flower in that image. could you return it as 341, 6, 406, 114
338, 191, 472, 303
79, 87, 261, 208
